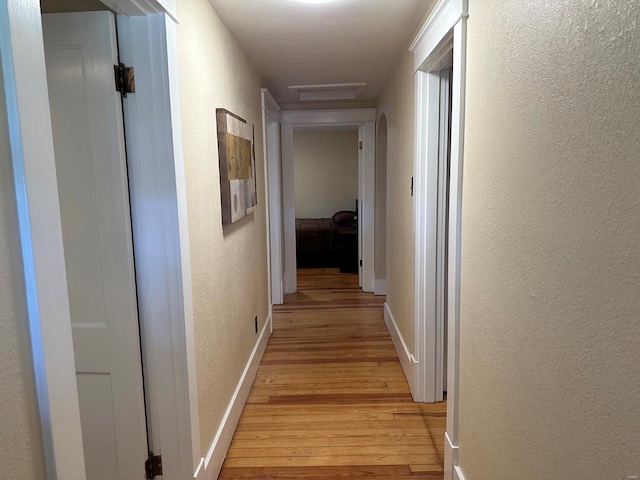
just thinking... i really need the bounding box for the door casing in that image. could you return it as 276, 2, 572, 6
409, 0, 469, 479
278, 108, 376, 294
43, 11, 148, 478
261, 89, 284, 306
1, 1, 200, 479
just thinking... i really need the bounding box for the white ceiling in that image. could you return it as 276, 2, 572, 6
208, 0, 436, 109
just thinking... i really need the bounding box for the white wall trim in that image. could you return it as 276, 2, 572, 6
445, 16, 468, 462
263, 88, 281, 117
357, 126, 364, 286
454, 466, 467, 480
261, 89, 284, 305
410, 0, 468, 476
361, 121, 376, 293
409, 0, 468, 72
384, 303, 416, 394
279, 109, 376, 293
412, 68, 441, 404
100, 0, 177, 21
444, 431, 459, 480
117, 12, 200, 478
374, 279, 387, 296
409, 0, 450, 51
280, 124, 297, 294
195, 315, 273, 480
1, 2, 86, 477
280, 108, 376, 125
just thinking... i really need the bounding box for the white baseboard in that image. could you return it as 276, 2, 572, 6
277, 280, 285, 304
194, 314, 272, 480
363, 270, 375, 293
373, 279, 387, 296
444, 431, 459, 480
454, 466, 467, 480
383, 302, 415, 393
284, 271, 296, 294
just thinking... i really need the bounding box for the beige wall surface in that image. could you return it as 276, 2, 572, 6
176, 0, 269, 454
459, 1, 640, 479
293, 130, 358, 218
376, 49, 416, 351
0, 60, 46, 479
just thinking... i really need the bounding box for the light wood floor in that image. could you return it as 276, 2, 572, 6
219, 268, 446, 479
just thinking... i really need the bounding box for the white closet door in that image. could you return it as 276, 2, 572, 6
43, 11, 148, 480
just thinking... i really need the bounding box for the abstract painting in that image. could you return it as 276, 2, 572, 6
216, 108, 257, 224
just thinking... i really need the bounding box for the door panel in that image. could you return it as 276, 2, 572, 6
43, 11, 148, 479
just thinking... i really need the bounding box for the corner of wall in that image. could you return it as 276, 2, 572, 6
383, 302, 415, 394
195, 315, 272, 480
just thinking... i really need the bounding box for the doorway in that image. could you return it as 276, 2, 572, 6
292, 127, 360, 288
42, 8, 148, 479
409, 0, 469, 477
277, 109, 376, 295
413, 51, 455, 405
436, 65, 453, 395
3, 1, 199, 477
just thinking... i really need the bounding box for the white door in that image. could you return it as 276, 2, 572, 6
43, 12, 148, 480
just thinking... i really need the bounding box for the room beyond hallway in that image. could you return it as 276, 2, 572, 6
219, 268, 446, 479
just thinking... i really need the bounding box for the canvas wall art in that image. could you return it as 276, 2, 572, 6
216, 108, 257, 224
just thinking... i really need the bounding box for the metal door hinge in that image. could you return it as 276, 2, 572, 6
145, 453, 162, 479
358, 141, 363, 150
114, 63, 135, 97
410, 176, 414, 197
359, 259, 362, 267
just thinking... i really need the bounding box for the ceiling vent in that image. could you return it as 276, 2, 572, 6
288, 83, 367, 101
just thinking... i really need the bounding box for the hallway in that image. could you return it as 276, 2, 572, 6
219, 269, 446, 479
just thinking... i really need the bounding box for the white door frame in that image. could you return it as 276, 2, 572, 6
1, 1, 201, 478
410, 0, 468, 479
357, 126, 364, 287
261, 89, 284, 305
279, 108, 376, 293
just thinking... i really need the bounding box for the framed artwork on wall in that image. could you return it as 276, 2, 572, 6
216, 108, 257, 224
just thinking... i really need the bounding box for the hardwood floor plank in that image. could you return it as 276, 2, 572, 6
238, 413, 397, 424
239, 404, 425, 415
222, 454, 440, 468
226, 445, 435, 458
220, 269, 446, 478
220, 470, 441, 480
228, 435, 434, 448
220, 464, 414, 479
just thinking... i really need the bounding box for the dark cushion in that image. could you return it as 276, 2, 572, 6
332, 210, 356, 226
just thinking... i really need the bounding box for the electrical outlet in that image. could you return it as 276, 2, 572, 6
254, 315, 258, 334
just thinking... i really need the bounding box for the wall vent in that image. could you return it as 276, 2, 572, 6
288, 83, 367, 101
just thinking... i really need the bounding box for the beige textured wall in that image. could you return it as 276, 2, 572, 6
176, 0, 269, 454
458, 1, 640, 479
374, 115, 388, 280
376, 49, 416, 349
0, 60, 46, 479
293, 130, 358, 218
